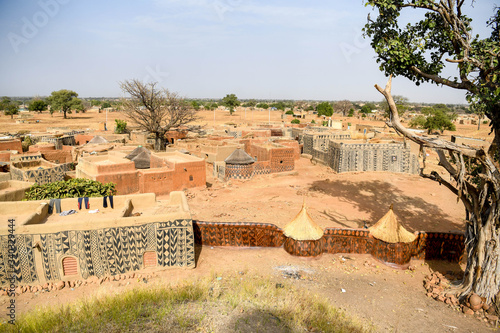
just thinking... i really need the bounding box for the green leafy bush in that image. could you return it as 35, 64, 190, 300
115, 119, 128, 134
311, 119, 316, 124
285, 110, 294, 115
24, 179, 116, 200
291, 119, 300, 124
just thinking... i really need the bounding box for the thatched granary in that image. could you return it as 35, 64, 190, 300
283, 203, 324, 257
125, 146, 152, 169
224, 148, 255, 165
369, 205, 417, 269
87, 135, 109, 144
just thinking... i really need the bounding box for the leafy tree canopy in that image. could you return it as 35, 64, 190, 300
48, 89, 80, 119
256, 103, 269, 109
29, 100, 48, 112
221, 94, 240, 115
316, 102, 334, 117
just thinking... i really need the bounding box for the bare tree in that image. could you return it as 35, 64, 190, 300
120, 79, 198, 151
334, 100, 353, 117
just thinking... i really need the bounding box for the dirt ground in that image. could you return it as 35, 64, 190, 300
0, 109, 496, 332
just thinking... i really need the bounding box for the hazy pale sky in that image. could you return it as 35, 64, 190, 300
0, 0, 496, 103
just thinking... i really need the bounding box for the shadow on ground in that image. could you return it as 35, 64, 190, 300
308, 179, 464, 232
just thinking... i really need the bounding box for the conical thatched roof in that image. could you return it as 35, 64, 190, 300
283, 203, 324, 241
369, 205, 416, 243
87, 136, 108, 144
131, 151, 151, 169
224, 148, 255, 165
125, 146, 151, 160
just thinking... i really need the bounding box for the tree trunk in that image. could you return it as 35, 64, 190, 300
154, 132, 166, 151
461, 211, 500, 302
375, 76, 500, 304
63, 110, 67, 119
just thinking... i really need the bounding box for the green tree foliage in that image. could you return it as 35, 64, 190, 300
190, 101, 201, 110
48, 90, 81, 119
114, 119, 128, 134
316, 102, 333, 117
360, 105, 372, 114
311, 119, 316, 124
291, 118, 300, 124
285, 110, 294, 115
101, 102, 112, 109
242, 100, 257, 107
221, 94, 240, 115
256, 103, 269, 109
0, 97, 12, 110
408, 115, 427, 129
365, 1, 500, 302
347, 109, 354, 117
4, 103, 18, 119
24, 179, 116, 200
271, 101, 286, 111
423, 107, 456, 134
28, 100, 48, 113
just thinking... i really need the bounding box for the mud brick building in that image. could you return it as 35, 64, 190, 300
10, 155, 71, 184
0, 192, 195, 285
76, 150, 206, 196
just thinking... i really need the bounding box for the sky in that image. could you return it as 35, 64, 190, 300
0, 0, 497, 103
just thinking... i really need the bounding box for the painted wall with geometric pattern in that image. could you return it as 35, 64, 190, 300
0, 219, 195, 285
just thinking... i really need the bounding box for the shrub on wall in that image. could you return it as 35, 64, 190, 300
24, 178, 116, 200
291, 119, 300, 124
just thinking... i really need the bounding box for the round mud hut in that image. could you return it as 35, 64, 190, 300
369, 205, 417, 269
224, 148, 255, 180
283, 203, 324, 257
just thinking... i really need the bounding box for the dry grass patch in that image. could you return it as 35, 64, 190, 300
4, 274, 373, 333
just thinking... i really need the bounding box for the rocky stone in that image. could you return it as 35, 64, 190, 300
55, 281, 65, 290
42, 283, 49, 290
469, 293, 483, 311
463, 306, 474, 315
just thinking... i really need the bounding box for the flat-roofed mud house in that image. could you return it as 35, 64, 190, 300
0, 192, 195, 284
76, 149, 206, 195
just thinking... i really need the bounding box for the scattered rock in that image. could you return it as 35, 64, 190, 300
55, 281, 65, 290
469, 293, 483, 311
462, 306, 474, 315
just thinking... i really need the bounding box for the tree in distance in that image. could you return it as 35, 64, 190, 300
48, 90, 81, 119
334, 100, 353, 117
101, 102, 112, 109
120, 79, 198, 151
4, 103, 18, 119
29, 100, 48, 113
291, 118, 300, 124
242, 99, 257, 107
316, 102, 333, 117
347, 108, 354, 117
380, 95, 409, 118
366, 1, 500, 302
360, 105, 372, 114
256, 103, 269, 109
221, 94, 240, 115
